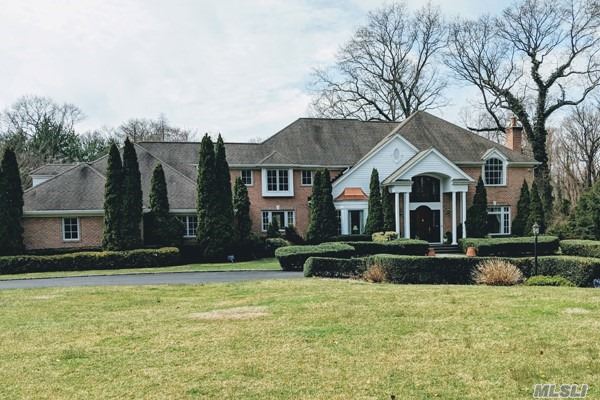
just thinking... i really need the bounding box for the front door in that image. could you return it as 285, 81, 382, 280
410, 206, 440, 242
349, 210, 364, 234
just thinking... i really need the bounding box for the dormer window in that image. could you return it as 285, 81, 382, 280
484, 157, 505, 186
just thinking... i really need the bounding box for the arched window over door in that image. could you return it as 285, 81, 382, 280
410, 175, 440, 202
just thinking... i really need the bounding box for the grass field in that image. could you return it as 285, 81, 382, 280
1, 279, 599, 399
0, 258, 280, 280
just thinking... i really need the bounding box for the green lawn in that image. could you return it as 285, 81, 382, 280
1, 280, 599, 399
0, 258, 280, 280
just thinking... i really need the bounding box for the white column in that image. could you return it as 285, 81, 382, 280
461, 191, 467, 239
341, 209, 349, 235
451, 191, 457, 245
394, 192, 400, 235
403, 193, 410, 239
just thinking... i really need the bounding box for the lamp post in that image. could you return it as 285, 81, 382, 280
532, 222, 540, 276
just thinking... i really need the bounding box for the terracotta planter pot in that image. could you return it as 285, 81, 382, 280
466, 246, 477, 257
427, 248, 436, 257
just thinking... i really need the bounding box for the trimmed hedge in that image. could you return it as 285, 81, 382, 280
0, 247, 181, 275
459, 236, 559, 256
304, 257, 367, 278
511, 256, 600, 287
275, 243, 355, 271
340, 239, 429, 257
326, 234, 372, 242
524, 275, 575, 287
303, 254, 600, 287
560, 240, 600, 258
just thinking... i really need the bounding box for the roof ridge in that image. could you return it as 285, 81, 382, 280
132, 142, 198, 186
23, 163, 86, 193
29, 162, 77, 175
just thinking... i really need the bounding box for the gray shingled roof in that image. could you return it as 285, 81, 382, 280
29, 163, 77, 176
24, 164, 105, 211
394, 112, 533, 163
23, 112, 536, 213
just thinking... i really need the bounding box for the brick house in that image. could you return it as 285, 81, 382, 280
22, 111, 537, 250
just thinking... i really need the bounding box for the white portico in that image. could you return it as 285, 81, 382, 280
332, 141, 474, 244
383, 148, 473, 244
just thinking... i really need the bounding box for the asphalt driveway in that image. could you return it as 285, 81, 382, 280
0, 270, 304, 290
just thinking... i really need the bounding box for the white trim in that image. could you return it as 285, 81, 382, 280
332, 133, 419, 189
229, 164, 350, 169
409, 202, 441, 211
482, 150, 508, 186
24, 210, 104, 217
261, 168, 294, 197
384, 148, 474, 184
61, 217, 81, 242
261, 210, 296, 232
300, 170, 314, 186
240, 169, 254, 186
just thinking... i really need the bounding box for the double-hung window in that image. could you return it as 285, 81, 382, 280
62, 217, 80, 241
301, 170, 313, 186
241, 169, 253, 186
177, 215, 198, 238
487, 206, 511, 235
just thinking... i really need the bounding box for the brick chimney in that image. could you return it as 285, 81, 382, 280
506, 116, 523, 153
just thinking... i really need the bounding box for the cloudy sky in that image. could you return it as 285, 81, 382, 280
0, 0, 506, 142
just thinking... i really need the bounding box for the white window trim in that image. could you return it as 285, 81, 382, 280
487, 206, 511, 235
300, 170, 313, 186
177, 215, 198, 238
62, 217, 80, 242
240, 169, 253, 186
261, 169, 294, 197
261, 210, 295, 232
482, 150, 508, 187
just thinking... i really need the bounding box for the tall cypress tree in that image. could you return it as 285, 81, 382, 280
306, 170, 324, 243
148, 163, 182, 246
512, 180, 530, 236
0, 148, 24, 255
196, 134, 220, 258
212, 135, 235, 254
320, 169, 338, 239
233, 177, 252, 241
526, 181, 546, 234
382, 188, 395, 232
365, 168, 384, 235
102, 144, 124, 250
121, 138, 143, 249
466, 176, 488, 238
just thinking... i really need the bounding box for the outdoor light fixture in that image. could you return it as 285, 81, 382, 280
532, 222, 540, 276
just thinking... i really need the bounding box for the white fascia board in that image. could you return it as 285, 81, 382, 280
24, 210, 104, 217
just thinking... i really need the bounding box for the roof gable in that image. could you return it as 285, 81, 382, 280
383, 148, 474, 184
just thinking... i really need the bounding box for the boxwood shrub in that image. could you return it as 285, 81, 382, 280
341, 239, 429, 257
365, 255, 482, 284
560, 240, 600, 258
303, 256, 367, 278
0, 247, 181, 275
275, 243, 355, 271
511, 256, 600, 287
524, 275, 575, 287
459, 236, 559, 256
303, 254, 600, 287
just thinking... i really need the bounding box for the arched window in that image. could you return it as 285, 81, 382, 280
484, 157, 504, 185
410, 176, 440, 202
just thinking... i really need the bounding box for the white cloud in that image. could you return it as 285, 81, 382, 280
0, 0, 505, 141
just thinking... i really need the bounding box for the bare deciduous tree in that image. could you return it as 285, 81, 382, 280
311, 2, 447, 121
446, 0, 600, 212
551, 103, 600, 208
117, 115, 196, 142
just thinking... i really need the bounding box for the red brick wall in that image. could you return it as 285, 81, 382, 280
22, 216, 104, 250
230, 169, 342, 236
441, 166, 534, 234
